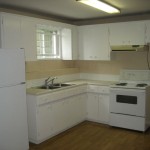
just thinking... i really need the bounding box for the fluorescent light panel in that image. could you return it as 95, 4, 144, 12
77, 0, 120, 14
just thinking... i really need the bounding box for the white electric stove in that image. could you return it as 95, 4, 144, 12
109, 70, 150, 131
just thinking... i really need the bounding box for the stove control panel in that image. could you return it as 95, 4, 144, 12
120, 70, 150, 82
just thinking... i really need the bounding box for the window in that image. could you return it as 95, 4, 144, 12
37, 25, 61, 59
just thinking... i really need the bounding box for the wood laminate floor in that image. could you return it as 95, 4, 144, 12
29, 121, 150, 150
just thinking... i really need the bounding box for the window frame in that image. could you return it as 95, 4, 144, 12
36, 24, 62, 60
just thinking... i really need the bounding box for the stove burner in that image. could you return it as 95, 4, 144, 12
116, 83, 127, 86
136, 83, 148, 87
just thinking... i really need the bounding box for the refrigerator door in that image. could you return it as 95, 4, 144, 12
0, 49, 25, 87
0, 84, 29, 150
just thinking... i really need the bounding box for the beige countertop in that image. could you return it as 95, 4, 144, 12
27, 79, 116, 95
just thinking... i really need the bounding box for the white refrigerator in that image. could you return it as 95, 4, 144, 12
0, 49, 29, 150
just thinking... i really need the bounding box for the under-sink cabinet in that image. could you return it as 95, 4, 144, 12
27, 85, 87, 144
27, 84, 110, 144
36, 103, 53, 142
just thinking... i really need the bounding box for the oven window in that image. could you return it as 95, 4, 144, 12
116, 95, 137, 104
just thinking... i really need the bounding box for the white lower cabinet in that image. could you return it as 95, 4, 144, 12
27, 85, 110, 144
52, 99, 70, 133
78, 94, 87, 121
67, 97, 78, 126
27, 86, 87, 144
52, 93, 87, 133
86, 93, 99, 121
66, 94, 86, 127
99, 95, 110, 124
37, 103, 54, 141
86, 85, 110, 124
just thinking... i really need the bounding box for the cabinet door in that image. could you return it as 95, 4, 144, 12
21, 17, 37, 61
52, 100, 69, 133
99, 94, 110, 124
1, 13, 22, 49
71, 26, 79, 60
145, 20, 150, 44
68, 96, 79, 126
78, 24, 110, 60
109, 21, 145, 45
37, 104, 54, 141
61, 28, 72, 60
86, 93, 99, 121
68, 94, 87, 126
78, 94, 87, 121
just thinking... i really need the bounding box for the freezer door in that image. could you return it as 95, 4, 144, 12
0, 84, 29, 150
0, 49, 25, 87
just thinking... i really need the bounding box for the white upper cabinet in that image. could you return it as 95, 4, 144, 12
0, 13, 37, 61
21, 16, 37, 61
78, 24, 110, 60
0, 13, 22, 49
61, 28, 72, 60
71, 26, 79, 60
0, 12, 76, 61
109, 21, 146, 45
145, 20, 150, 44
61, 26, 79, 60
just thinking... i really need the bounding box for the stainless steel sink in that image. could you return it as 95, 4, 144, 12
38, 86, 61, 89
53, 83, 74, 87
36, 83, 75, 90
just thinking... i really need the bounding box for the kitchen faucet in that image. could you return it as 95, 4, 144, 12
45, 76, 57, 88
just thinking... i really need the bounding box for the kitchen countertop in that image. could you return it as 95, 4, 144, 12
26, 79, 116, 95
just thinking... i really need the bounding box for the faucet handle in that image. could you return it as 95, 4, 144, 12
45, 76, 51, 82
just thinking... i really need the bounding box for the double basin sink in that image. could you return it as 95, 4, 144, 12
37, 83, 75, 90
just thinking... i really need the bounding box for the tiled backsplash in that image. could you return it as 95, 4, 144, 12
26, 51, 149, 88
26, 60, 79, 80
80, 73, 119, 81
75, 51, 149, 75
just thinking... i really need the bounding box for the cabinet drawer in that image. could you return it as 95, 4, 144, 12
97, 86, 110, 94
87, 85, 98, 93
87, 85, 110, 94
76, 85, 87, 94
65, 87, 78, 97
52, 90, 66, 101
37, 90, 66, 105
37, 95, 50, 105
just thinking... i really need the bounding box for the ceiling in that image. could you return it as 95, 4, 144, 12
0, 0, 150, 23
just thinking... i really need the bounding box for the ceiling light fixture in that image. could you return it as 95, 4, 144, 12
76, 0, 120, 14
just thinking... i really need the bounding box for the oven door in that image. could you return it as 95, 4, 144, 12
110, 88, 146, 117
